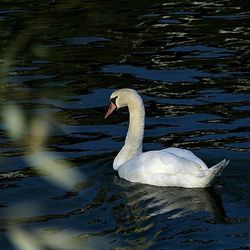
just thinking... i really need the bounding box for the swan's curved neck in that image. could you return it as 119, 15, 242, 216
113, 95, 145, 170
126, 101, 145, 148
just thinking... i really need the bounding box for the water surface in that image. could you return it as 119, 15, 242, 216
0, 0, 249, 249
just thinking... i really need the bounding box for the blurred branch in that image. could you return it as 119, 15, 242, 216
8, 226, 44, 250
1, 103, 83, 189
8, 226, 85, 250
1, 2, 88, 249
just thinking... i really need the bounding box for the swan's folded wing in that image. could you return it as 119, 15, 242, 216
118, 150, 205, 182
157, 150, 204, 176
162, 147, 207, 169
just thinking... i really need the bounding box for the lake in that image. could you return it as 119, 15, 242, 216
0, 0, 249, 249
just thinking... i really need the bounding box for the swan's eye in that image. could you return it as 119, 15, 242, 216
110, 96, 118, 106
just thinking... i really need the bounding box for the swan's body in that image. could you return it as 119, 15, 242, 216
105, 88, 229, 188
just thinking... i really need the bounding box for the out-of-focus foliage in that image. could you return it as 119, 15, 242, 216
2, 104, 26, 140
1, 1, 86, 249
8, 226, 87, 250
1, 0, 85, 189
1, 103, 83, 190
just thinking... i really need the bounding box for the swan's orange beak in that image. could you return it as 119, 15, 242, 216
105, 102, 117, 119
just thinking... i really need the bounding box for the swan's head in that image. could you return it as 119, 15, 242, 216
105, 88, 140, 118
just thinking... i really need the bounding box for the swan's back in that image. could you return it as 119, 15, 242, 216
163, 147, 207, 169
117, 147, 229, 188
118, 149, 208, 187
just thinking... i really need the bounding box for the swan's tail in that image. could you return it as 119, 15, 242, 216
202, 159, 230, 187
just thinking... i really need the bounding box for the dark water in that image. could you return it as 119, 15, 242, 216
0, 0, 250, 249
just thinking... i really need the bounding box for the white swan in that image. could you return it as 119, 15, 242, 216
105, 88, 229, 188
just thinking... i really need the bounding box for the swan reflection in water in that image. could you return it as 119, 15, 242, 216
113, 176, 226, 223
